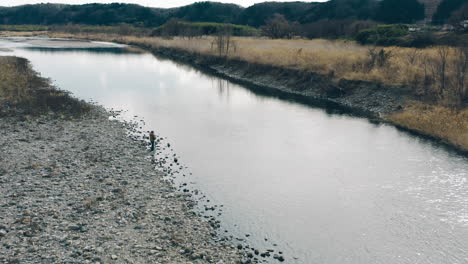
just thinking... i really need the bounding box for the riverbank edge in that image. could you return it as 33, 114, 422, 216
0, 56, 255, 263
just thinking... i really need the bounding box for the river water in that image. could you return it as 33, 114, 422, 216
1, 38, 467, 264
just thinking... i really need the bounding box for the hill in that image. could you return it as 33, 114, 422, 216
172, 2, 243, 23
237, 2, 317, 27
0, 0, 464, 27
0, 3, 170, 26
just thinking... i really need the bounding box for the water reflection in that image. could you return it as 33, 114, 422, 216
214, 78, 232, 101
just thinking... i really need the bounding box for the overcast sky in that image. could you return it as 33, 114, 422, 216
0, 0, 321, 8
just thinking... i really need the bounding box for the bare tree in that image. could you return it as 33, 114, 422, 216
160, 18, 182, 37
406, 49, 421, 65
261, 14, 295, 39
436, 46, 450, 101
118, 23, 133, 35
367, 47, 392, 71
212, 27, 233, 57
453, 46, 468, 106
420, 54, 434, 97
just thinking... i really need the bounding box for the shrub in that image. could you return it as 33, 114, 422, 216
261, 14, 296, 39
402, 32, 436, 48
300, 19, 377, 39
355, 24, 409, 45
152, 20, 259, 37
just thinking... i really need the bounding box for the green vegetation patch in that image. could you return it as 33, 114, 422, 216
152, 20, 260, 37
355, 24, 409, 45
0, 25, 48, 31
50, 24, 152, 36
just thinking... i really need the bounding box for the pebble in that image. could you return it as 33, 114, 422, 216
0, 105, 244, 263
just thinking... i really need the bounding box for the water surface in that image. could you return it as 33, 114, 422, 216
2, 38, 467, 264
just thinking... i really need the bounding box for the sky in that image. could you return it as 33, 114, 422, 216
0, 0, 320, 8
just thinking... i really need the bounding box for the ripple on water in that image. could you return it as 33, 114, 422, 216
405, 162, 468, 227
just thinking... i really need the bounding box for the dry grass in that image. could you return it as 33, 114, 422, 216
0, 56, 35, 104
0, 56, 90, 116
388, 102, 468, 151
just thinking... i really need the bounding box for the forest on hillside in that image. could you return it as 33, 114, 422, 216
0, 0, 466, 27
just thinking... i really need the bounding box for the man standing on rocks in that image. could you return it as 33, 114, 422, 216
149, 131, 156, 151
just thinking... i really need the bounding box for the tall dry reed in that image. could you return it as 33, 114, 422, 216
389, 102, 468, 150
0, 56, 32, 103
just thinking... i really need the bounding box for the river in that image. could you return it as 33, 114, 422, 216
1, 37, 467, 264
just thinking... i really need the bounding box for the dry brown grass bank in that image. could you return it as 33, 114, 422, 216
0, 56, 41, 104
388, 102, 468, 151
0, 56, 89, 116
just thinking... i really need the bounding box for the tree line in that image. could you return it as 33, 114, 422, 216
0, 0, 465, 28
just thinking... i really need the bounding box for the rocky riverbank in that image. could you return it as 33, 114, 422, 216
0, 105, 249, 263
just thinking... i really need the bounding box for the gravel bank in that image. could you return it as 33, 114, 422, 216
0, 106, 245, 264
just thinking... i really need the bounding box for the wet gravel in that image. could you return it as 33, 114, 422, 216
0, 106, 247, 264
